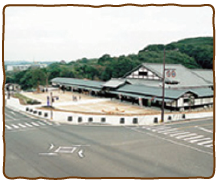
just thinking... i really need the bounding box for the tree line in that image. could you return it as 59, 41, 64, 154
5, 37, 213, 90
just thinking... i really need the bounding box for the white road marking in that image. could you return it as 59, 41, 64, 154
189, 137, 211, 143
151, 126, 170, 132
31, 122, 40, 126
195, 126, 213, 133
49, 144, 54, 150
37, 121, 46, 126
39, 153, 58, 156
175, 133, 197, 139
5, 125, 12, 130
24, 123, 33, 127
197, 140, 213, 146
157, 128, 178, 134
127, 127, 213, 155
204, 144, 213, 148
11, 124, 19, 129
78, 149, 84, 158
55, 146, 77, 153
183, 135, 204, 141
170, 132, 190, 137
18, 123, 26, 128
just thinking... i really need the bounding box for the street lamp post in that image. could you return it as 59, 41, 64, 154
161, 48, 166, 122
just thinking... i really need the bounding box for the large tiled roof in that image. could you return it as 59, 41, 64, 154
141, 63, 213, 88
191, 69, 213, 84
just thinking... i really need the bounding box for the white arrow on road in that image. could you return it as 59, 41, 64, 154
78, 149, 84, 158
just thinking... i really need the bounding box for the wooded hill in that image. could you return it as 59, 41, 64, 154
6, 37, 213, 90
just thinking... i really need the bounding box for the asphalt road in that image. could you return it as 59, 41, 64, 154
4, 107, 214, 178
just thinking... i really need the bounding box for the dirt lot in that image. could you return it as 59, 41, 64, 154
21, 90, 161, 115
22, 90, 95, 104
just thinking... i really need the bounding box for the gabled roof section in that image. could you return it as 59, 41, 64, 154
102, 78, 128, 88
122, 63, 163, 80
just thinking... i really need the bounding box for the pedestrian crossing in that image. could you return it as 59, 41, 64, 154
5, 120, 59, 132
141, 125, 213, 149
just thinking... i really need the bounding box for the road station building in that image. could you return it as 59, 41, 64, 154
51, 63, 213, 111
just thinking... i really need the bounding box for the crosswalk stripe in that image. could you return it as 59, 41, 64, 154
151, 126, 170, 132
197, 140, 213, 146
189, 137, 211, 143
175, 133, 197, 139
204, 144, 213, 148
11, 124, 19, 129
31, 122, 39, 126
5, 125, 12, 130
157, 128, 178, 134
37, 121, 46, 126
183, 135, 204, 141
24, 123, 33, 127
170, 132, 190, 137
18, 123, 26, 128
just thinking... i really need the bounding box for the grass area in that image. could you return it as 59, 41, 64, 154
13, 93, 41, 105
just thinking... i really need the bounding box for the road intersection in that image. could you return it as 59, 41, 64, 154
4, 106, 214, 178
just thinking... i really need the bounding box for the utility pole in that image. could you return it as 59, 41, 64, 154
50, 92, 53, 120
161, 48, 166, 122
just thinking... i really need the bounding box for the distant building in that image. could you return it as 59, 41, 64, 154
51, 63, 213, 111
6, 63, 47, 71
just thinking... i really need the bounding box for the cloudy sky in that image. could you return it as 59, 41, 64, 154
4, 5, 213, 62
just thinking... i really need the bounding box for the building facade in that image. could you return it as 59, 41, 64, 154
51, 63, 213, 110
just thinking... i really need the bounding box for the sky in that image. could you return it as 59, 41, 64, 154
4, 5, 213, 62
